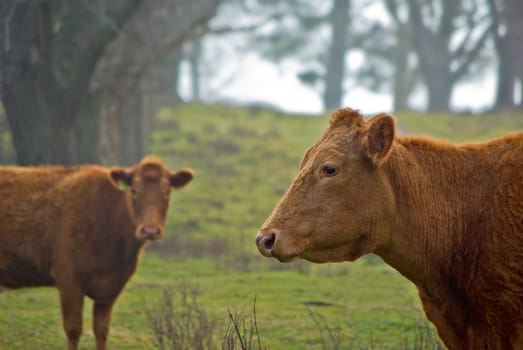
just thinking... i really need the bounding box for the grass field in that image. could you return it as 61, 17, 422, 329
0, 104, 521, 349
395, 109, 523, 141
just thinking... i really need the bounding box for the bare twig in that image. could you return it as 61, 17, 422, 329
226, 309, 247, 350
252, 295, 262, 350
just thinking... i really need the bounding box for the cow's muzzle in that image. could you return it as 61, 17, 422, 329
137, 225, 163, 240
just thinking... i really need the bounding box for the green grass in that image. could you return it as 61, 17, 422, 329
395, 110, 523, 142
1, 104, 521, 349
0, 256, 425, 349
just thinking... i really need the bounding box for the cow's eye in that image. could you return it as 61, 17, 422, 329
322, 165, 338, 177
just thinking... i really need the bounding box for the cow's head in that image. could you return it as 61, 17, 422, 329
256, 108, 396, 263
109, 156, 193, 241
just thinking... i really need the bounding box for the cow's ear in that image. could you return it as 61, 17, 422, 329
109, 168, 134, 191
363, 113, 395, 166
299, 145, 315, 170
169, 168, 194, 188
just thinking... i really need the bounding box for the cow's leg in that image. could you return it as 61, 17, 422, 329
93, 300, 115, 350
58, 287, 84, 350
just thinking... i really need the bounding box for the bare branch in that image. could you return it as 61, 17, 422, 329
439, 0, 460, 39
452, 12, 491, 59
208, 13, 284, 35
384, 0, 401, 24
452, 21, 494, 81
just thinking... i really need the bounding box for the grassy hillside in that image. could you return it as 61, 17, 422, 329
0, 104, 521, 349
395, 110, 523, 141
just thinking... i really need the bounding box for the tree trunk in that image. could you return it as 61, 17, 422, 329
188, 40, 203, 101
75, 94, 101, 164
424, 68, 453, 111
489, 0, 517, 110
0, 112, 4, 164
405, 0, 490, 111
120, 90, 145, 166
406, 0, 454, 111
493, 38, 517, 110
3, 68, 77, 164
384, 0, 416, 111
171, 52, 185, 104
2, 3, 73, 164
416, 33, 453, 111
0, 107, 14, 164
505, 0, 523, 108
392, 56, 411, 111
92, 0, 220, 165
392, 23, 415, 111
159, 53, 185, 105
0, 0, 143, 165
323, 0, 350, 111
98, 85, 145, 167
99, 98, 122, 166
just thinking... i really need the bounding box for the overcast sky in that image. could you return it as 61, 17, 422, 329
179, 52, 497, 115
179, 1, 498, 115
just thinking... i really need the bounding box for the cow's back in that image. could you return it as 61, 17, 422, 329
0, 166, 111, 288
482, 133, 523, 261
492, 133, 523, 232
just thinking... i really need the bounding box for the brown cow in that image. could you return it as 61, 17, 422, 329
256, 108, 523, 349
0, 156, 193, 350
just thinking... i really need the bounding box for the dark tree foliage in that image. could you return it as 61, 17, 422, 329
0, 0, 220, 165
87, 0, 220, 165
0, 0, 143, 165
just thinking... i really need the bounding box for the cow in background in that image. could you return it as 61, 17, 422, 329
0, 156, 193, 350
256, 108, 523, 349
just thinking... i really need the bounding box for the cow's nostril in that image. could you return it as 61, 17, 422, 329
142, 226, 160, 237
263, 233, 276, 250
256, 231, 277, 254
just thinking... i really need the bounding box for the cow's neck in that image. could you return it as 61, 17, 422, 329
376, 137, 491, 290
103, 192, 146, 265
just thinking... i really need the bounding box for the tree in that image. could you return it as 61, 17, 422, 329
0, 0, 221, 165
405, 0, 493, 111
180, 1, 416, 112
382, 0, 419, 111
242, 0, 353, 111
216, 0, 335, 111
489, 0, 523, 110
0, 0, 144, 165
86, 0, 220, 165
323, 0, 351, 110
340, 0, 419, 112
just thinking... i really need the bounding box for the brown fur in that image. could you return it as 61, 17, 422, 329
0, 156, 193, 350
256, 108, 523, 349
